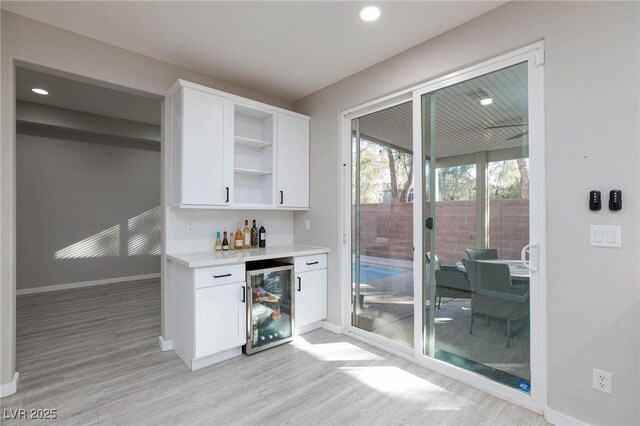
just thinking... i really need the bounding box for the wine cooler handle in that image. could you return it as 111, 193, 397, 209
225, 187, 230, 203
297, 277, 301, 291
280, 191, 284, 205
241, 286, 246, 303
306, 261, 319, 266
213, 273, 232, 278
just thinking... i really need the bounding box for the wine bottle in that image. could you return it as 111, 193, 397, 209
235, 222, 244, 250
214, 232, 222, 251
229, 231, 235, 251
259, 221, 266, 248
222, 231, 229, 251
251, 219, 258, 248
243, 219, 251, 249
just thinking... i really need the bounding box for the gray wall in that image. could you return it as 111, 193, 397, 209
293, 2, 639, 425
1, 10, 293, 386
17, 132, 161, 290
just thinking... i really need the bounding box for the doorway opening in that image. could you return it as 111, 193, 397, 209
15, 64, 163, 389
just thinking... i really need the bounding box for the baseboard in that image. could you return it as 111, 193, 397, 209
544, 405, 589, 426
320, 321, 343, 334
296, 321, 323, 335
0, 372, 19, 398
158, 336, 174, 351
191, 347, 242, 371
16, 273, 161, 296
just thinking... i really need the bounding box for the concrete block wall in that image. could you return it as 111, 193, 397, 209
354, 199, 529, 265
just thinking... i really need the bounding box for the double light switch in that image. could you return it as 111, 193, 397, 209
590, 225, 621, 248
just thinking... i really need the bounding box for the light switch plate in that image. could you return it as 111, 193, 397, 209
590, 225, 621, 248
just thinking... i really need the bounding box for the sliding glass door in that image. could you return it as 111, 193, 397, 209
344, 44, 543, 408
351, 102, 414, 347
421, 62, 533, 392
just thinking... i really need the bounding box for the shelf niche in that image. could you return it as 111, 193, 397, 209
234, 104, 275, 206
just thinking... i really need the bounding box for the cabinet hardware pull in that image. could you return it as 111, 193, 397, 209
213, 273, 232, 278
280, 191, 284, 205
297, 277, 301, 291
306, 261, 319, 265
225, 187, 230, 203
241, 286, 246, 303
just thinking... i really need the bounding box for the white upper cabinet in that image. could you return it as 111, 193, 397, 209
276, 113, 310, 209
171, 86, 233, 206
168, 80, 309, 210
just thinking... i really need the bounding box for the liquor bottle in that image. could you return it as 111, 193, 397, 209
251, 219, 258, 248
259, 221, 266, 248
229, 231, 235, 251
214, 232, 222, 251
234, 222, 244, 250
243, 219, 251, 249
222, 231, 229, 251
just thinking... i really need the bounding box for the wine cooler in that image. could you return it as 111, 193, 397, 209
244, 261, 294, 355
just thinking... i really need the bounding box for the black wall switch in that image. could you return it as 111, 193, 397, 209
609, 189, 622, 211
589, 190, 601, 211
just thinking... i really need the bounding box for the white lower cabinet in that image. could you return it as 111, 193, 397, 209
195, 282, 246, 359
294, 254, 328, 332
171, 262, 247, 371
295, 269, 328, 330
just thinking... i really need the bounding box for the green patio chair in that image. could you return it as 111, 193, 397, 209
426, 252, 471, 308
465, 248, 498, 260
461, 259, 529, 347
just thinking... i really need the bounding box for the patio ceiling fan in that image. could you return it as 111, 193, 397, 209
483, 123, 528, 141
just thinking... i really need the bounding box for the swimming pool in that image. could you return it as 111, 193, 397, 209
352, 263, 411, 283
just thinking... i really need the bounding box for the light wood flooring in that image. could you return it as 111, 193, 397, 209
2, 279, 548, 425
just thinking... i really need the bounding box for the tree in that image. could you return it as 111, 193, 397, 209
387, 148, 413, 203
353, 138, 414, 204
437, 165, 476, 201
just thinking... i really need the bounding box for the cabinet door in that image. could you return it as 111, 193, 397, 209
195, 282, 246, 359
295, 269, 327, 329
181, 88, 233, 206
276, 113, 309, 209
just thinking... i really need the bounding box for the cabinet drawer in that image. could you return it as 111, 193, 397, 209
195, 264, 246, 288
294, 254, 327, 273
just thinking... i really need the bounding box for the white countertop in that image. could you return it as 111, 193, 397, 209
166, 244, 330, 268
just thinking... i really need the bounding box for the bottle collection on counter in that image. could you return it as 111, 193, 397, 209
214, 219, 266, 252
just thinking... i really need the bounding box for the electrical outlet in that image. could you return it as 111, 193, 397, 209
186, 221, 194, 233
304, 220, 311, 231
593, 368, 612, 394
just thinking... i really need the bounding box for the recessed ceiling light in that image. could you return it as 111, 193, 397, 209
480, 98, 493, 106
360, 6, 381, 22
32, 88, 49, 95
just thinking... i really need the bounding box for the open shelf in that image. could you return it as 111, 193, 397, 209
235, 135, 272, 149
233, 104, 275, 206
235, 167, 272, 176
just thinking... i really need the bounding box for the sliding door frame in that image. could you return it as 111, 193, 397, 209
339, 41, 546, 413
340, 92, 415, 358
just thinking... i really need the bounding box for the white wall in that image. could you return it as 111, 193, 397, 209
167, 208, 292, 254
0, 10, 293, 387
17, 132, 161, 290
293, 2, 639, 425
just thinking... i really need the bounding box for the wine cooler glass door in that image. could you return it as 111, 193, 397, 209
246, 265, 294, 354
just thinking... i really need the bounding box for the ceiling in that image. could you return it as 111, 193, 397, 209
357, 62, 528, 159
2, 1, 506, 102
16, 67, 161, 125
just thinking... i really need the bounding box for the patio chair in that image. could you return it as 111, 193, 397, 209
426, 252, 471, 308
465, 248, 498, 260
461, 259, 529, 347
